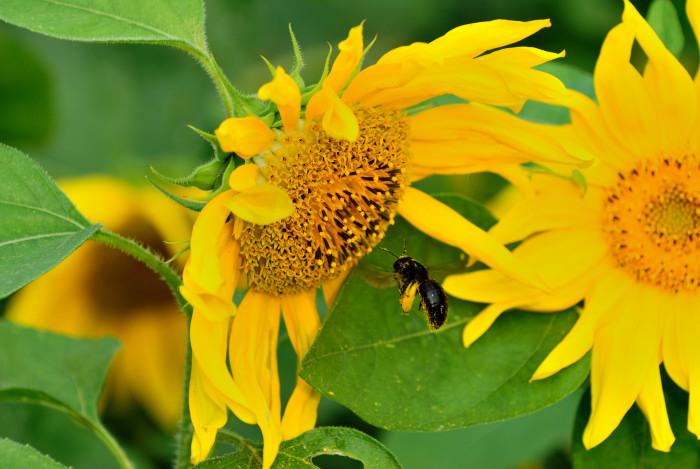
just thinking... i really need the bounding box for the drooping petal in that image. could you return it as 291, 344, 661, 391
398, 187, 545, 290
258, 66, 302, 132
190, 312, 254, 422
280, 291, 322, 439
189, 364, 229, 465
583, 284, 666, 449
305, 86, 359, 141
229, 291, 283, 469
637, 364, 675, 452
622, 0, 696, 151
462, 300, 522, 348
325, 23, 364, 93
215, 116, 275, 158
225, 183, 295, 225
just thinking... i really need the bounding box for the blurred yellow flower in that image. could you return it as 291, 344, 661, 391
185, 20, 587, 469
445, 0, 700, 453
6, 176, 192, 430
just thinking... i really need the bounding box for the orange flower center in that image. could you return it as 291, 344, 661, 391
238, 107, 410, 295
603, 153, 700, 292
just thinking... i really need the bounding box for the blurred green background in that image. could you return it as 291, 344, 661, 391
0, 0, 696, 468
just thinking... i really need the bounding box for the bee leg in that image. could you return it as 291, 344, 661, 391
399, 281, 419, 315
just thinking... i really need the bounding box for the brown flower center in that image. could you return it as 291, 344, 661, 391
238, 107, 410, 295
603, 153, 700, 292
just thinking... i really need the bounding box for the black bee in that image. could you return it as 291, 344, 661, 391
379, 247, 448, 331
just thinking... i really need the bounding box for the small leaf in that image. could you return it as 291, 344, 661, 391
647, 0, 685, 58
0, 320, 120, 425
572, 374, 700, 468
301, 194, 589, 431
0, 0, 207, 52
193, 427, 402, 469
0, 144, 102, 298
0, 438, 69, 469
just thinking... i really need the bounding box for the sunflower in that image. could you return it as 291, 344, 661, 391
182, 20, 586, 468
444, 0, 700, 453
5, 176, 191, 430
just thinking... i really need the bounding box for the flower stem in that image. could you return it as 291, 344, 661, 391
90, 421, 137, 469
187, 47, 245, 118
91, 228, 194, 469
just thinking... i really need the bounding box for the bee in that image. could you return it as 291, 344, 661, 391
379, 246, 448, 331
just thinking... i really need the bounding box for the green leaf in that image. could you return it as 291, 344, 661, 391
0, 438, 69, 469
647, 0, 685, 58
572, 374, 700, 468
0, 28, 53, 148
193, 427, 402, 469
0, 320, 120, 425
301, 194, 589, 431
0, 0, 207, 52
0, 145, 102, 298
383, 389, 583, 469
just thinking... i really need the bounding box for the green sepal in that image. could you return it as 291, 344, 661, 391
187, 124, 228, 161
146, 177, 207, 212
301, 44, 332, 105
148, 157, 226, 190
288, 24, 305, 88
260, 55, 276, 76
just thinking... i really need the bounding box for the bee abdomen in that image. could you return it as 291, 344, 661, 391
418, 279, 448, 331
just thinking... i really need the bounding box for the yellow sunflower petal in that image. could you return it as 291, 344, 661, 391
637, 364, 675, 452
322, 89, 360, 141
279, 290, 322, 440
258, 66, 301, 132
229, 163, 260, 192
462, 300, 521, 348
190, 312, 255, 422
674, 293, 700, 438
378, 19, 552, 64
532, 265, 634, 380
687, 0, 700, 153
408, 103, 581, 168
322, 268, 352, 309
225, 183, 295, 225
215, 116, 274, 158
663, 293, 690, 392
594, 22, 660, 157
189, 364, 228, 465
622, 0, 696, 151
229, 291, 283, 469
583, 284, 666, 449
559, 91, 636, 171
399, 187, 545, 289
184, 191, 237, 294
281, 379, 322, 440
474, 47, 568, 103
325, 23, 364, 93
488, 193, 599, 245
341, 63, 408, 106
443, 269, 538, 305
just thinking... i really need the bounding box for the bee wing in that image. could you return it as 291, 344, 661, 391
356, 262, 397, 288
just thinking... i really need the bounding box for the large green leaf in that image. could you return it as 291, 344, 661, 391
0, 438, 69, 469
194, 427, 402, 469
0, 321, 120, 425
572, 375, 700, 468
301, 194, 589, 431
647, 0, 685, 58
0, 144, 101, 298
0, 0, 206, 52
